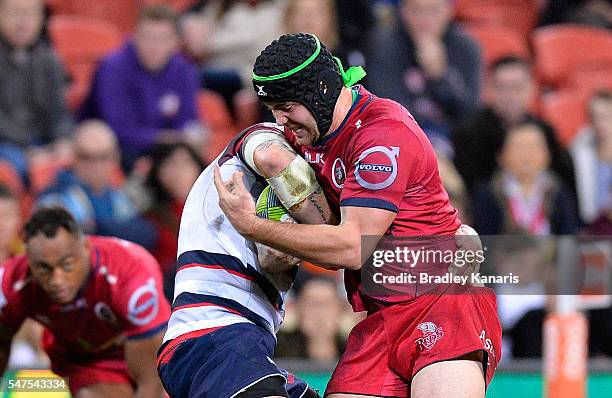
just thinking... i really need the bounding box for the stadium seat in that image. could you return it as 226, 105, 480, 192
539, 89, 588, 147
197, 90, 236, 161
567, 66, 612, 99
0, 161, 34, 218
45, 0, 73, 15
47, 0, 138, 35
464, 25, 530, 69
28, 156, 68, 194
0, 161, 24, 195
533, 25, 612, 89
48, 15, 123, 110
455, 0, 540, 37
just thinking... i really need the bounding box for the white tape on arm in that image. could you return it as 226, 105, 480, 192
267, 155, 319, 209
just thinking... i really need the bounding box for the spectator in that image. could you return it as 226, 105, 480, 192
182, 0, 285, 122
283, 0, 370, 69
333, 0, 373, 66
276, 277, 346, 361
36, 120, 157, 249
472, 123, 580, 235
454, 56, 575, 193
0, 0, 72, 180
0, 185, 22, 263
284, 0, 340, 58
144, 142, 206, 299
365, 0, 481, 139
81, 5, 202, 169
182, 0, 285, 87
570, 90, 612, 225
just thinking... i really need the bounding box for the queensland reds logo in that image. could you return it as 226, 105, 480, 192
415, 322, 445, 351
127, 278, 159, 326
332, 158, 346, 188
354, 146, 400, 190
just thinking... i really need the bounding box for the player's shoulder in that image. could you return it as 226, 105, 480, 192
359, 88, 418, 130
90, 236, 159, 275
0, 255, 32, 315
1, 255, 30, 289
350, 96, 425, 151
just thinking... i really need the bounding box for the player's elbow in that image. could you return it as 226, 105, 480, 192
253, 144, 294, 178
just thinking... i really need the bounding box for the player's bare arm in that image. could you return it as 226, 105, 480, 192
215, 168, 483, 273
125, 330, 165, 398
0, 321, 18, 375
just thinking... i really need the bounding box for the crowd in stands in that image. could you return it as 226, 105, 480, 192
0, 0, 611, 366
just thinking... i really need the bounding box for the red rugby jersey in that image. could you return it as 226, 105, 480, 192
285, 86, 461, 310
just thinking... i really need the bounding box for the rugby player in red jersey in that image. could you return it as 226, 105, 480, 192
215, 33, 502, 398
0, 207, 169, 397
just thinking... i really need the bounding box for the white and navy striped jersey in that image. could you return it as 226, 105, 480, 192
163, 124, 292, 344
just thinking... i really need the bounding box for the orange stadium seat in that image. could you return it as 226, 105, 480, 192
539, 89, 588, 147
47, 0, 138, 35
464, 25, 530, 69
567, 66, 612, 98
45, 0, 73, 15
197, 90, 236, 161
28, 156, 68, 194
0, 161, 24, 195
455, 0, 540, 37
48, 15, 123, 110
533, 25, 612, 89
0, 161, 33, 218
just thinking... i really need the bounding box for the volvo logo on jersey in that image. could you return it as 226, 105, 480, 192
354, 146, 399, 190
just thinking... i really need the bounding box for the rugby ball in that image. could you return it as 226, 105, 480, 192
256, 186, 293, 222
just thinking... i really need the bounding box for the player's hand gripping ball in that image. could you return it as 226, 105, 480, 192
256, 185, 295, 223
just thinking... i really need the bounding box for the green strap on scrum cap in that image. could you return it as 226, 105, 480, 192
333, 56, 366, 87
252, 34, 366, 87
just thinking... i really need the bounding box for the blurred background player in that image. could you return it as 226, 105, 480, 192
216, 33, 500, 398
0, 207, 169, 398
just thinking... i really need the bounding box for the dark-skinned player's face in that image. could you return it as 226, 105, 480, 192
265, 101, 320, 145
27, 228, 90, 304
